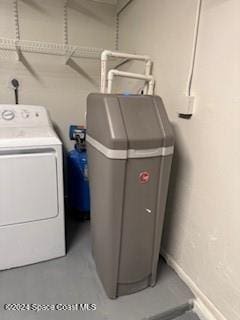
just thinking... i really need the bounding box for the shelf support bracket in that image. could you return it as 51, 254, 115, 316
65, 47, 76, 65
114, 58, 130, 69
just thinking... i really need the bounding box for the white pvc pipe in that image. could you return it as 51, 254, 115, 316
148, 77, 155, 95
144, 60, 152, 94
101, 50, 152, 94
102, 50, 150, 61
101, 58, 107, 93
107, 69, 155, 95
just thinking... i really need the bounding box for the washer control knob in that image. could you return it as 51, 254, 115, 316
2, 110, 15, 121
21, 110, 30, 119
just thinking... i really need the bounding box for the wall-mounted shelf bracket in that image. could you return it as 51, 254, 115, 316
114, 58, 130, 69
64, 47, 77, 65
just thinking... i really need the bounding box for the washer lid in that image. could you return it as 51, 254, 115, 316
0, 127, 61, 148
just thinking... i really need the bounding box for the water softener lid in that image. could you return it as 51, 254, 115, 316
86, 94, 174, 152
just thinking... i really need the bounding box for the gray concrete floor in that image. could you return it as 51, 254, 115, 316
0, 220, 194, 320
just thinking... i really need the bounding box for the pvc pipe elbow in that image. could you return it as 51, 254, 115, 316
146, 60, 152, 69
108, 69, 116, 81
101, 50, 112, 61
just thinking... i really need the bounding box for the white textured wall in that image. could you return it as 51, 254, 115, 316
118, 1, 240, 319
0, 0, 115, 149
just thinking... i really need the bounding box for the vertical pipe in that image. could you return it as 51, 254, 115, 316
107, 77, 113, 94
107, 70, 114, 94
148, 79, 155, 95
101, 58, 107, 93
144, 60, 152, 94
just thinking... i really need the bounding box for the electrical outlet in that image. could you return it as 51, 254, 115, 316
177, 95, 195, 117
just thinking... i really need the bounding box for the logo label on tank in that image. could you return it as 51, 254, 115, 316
139, 171, 150, 184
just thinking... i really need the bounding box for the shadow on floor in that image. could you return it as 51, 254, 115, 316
65, 206, 90, 252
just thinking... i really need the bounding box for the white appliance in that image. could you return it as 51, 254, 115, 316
0, 104, 65, 270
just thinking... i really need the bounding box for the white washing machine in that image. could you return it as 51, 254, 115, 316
0, 104, 65, 270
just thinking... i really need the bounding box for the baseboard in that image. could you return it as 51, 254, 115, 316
161, 250, 227, 320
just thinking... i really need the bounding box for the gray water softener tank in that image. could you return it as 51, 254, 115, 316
86, 94, 174, 299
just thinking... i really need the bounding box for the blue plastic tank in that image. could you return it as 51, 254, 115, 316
68, 149, 90, 216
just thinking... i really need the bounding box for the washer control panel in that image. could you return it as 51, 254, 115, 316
0, 105, 50, 127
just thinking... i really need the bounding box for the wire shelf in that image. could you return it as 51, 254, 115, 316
0, 37, 105, 60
